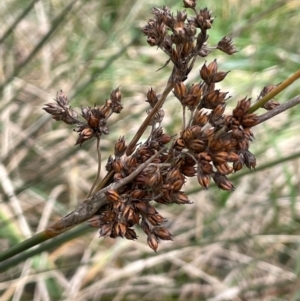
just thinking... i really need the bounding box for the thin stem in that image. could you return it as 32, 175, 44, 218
255, 95, 300, 125
126, 79, 174, 156
248, 70, 300, 113
0, 224, 91, 271
87, 137, 101, 198
182, 105, 186, 131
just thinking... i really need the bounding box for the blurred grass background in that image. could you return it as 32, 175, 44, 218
0, 0, 300, 300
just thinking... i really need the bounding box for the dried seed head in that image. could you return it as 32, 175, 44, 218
146, 88, 159, 108
114, 136, 127, 157
125, 228, 138, 240
43, 90, 78, 125
212, 173, 235, 191
111, 87, 122, 104
241, 113, 259, 127
197, 172, 210, 189
174, 81, 187, 102
183, 0, 196, 9
147, 234, 159, 252
106, 189, 122, 203
100, 223, 113, 237
74, 126, 94, 146
211, 71, 230, 83
217, 36, 237, 55
243, 150, 256, 169
192, 110, 210, 126
174, 138, 186, 151
171, 191, 191, 204
258, 84, 280, 110
200, 62, 212, 84
153, 227, 173, 240
195, 8, 214, 30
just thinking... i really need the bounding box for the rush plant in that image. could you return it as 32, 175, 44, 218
1, 0, 300, 266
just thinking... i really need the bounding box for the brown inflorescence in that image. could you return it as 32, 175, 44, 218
44, 87, 123, 146
44, 1, 280, 251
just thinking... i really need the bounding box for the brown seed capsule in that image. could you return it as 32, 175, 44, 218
101, 211, 116, 223
186, 139, 205, 153
112, 159, 123, 173
207, 59, 218, 74
227, 152, 240, 162
183, 0, 196, 9
171, 191, 191, 204
174, 81, 187, 102
200, 62, 212, 84
114, 136, 127, 157
174, 138, 186, 151
106, 189, 122, 202
190, 83, 202, 100
117, 223, 127, 237
241, 113, 259, 127
190, 125, 202, 137
111, 87, 122, 103
215, 162, 233, 175
211, 71, 230, 83
243, 151, 256, 169
131, 189, 146, 200
146, 87, 159, 108
100, 223, 112, 237
75, 127, 94, 146
212, 173, 235, 191
192, 110, 210, 126
158, 133, 172, 145
147, 234, 159, 252
135, 202, 157, 215
181, 165, 196, 177
197, 172, 211, 189
233, 158, 244, 172
125, 228, 138, 240
217, 36, 238, 55
153, 227, 173, 240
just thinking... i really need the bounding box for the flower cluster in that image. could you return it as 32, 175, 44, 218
44, 1, 277, 251
44, 88, 122, 145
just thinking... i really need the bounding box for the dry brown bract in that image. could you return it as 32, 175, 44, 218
44, 0, 281, 251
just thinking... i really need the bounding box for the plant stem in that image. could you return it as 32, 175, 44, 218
0, 231, 48, 262
248, 70, 300, 113
87, 138, 101, 198
255, 95, 300, 124
126, 80, 174, 156
0, 224, 91, 272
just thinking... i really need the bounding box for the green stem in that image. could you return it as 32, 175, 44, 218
0, 231, 49, 262
248, 70, 300, 113
0, 224, 91, 272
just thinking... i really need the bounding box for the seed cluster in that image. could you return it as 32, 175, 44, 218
44, 89, 123, 145
44, 1, 271, 251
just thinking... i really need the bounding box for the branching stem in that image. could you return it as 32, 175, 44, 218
248, 70, 300, 113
